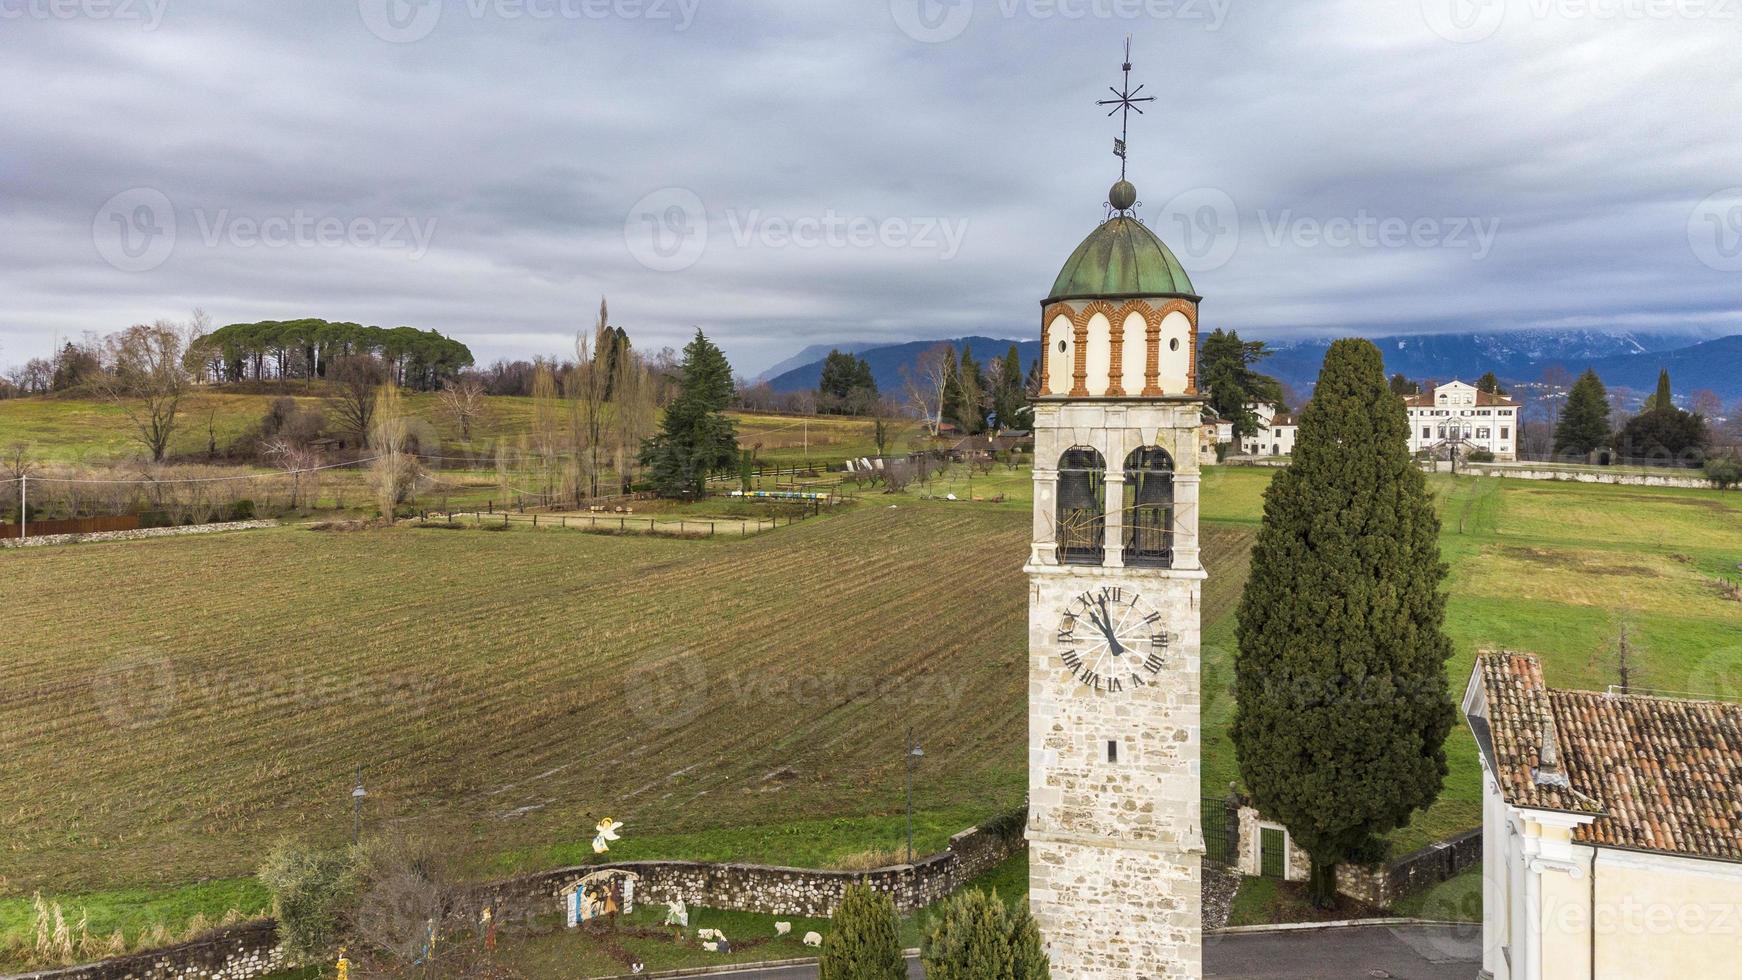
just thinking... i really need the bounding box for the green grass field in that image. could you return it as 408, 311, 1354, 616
0, 390, 911, 470
2, 461, 1737, 965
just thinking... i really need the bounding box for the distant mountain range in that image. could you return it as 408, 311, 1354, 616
763, 329, 1742, 406
762, 336, 1039, 394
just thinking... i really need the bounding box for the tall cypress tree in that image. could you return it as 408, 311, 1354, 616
1650, 369, 1673, 412
819, 884, 904, 980
1554, 369, 1612, 456
1232, 338, 1454, 906
639, 330, 738, 497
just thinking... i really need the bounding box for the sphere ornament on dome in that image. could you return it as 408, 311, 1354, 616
1109, 180, 1137, 212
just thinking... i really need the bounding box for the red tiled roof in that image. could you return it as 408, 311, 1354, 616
1472, 653, 1742, 862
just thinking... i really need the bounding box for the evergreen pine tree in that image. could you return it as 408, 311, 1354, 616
819, 884, 904, 980
1476, 372, 1504, 395
1554, 369, 1612, 456
1199, 329, 1284, 441
992, 345, 1033, 431
639, 330, 738, 497
1388, 374, 1418, 397
1232, 338, 1455, 907
921, 889, 1013, 980
1007, 899, 1051, 980
948, 347, 987, 434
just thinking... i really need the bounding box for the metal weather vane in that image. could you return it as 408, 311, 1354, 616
1097, 37, 1155, 182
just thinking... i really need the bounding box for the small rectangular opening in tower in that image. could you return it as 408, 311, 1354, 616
1107, 740, 1119, 763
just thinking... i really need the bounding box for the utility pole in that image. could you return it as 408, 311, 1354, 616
18, 473, 25, 542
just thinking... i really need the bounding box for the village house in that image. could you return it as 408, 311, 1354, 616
1462, 653, 1742, 980
1239, 402, 1297, 457
1405, 380, 1520, 460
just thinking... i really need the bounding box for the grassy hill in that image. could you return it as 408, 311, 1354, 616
0, 390, 907, 468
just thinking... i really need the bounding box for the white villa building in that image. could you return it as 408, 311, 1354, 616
1463, 653, 1742, 980
1239, 402, 1297, 457
1405, 380, 1520, 460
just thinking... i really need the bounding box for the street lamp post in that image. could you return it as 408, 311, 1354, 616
351, 766, 367, 845
905, 733, 924, 864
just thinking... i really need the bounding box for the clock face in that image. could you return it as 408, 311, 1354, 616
1055, 586, 1171, 694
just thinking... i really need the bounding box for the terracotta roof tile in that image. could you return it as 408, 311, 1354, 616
1473, 654, 1742, 862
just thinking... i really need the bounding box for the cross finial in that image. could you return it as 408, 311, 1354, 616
1097, 36, 1156, 186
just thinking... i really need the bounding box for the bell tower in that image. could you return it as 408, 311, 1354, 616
1025, 43, 1205, 980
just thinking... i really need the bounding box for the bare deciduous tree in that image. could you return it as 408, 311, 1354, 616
569, 299, 614, 502
93, 320, 196, 462
901, 344, 953, 436
368, 383, 421, 519
326, 355, 387, 444
435, 378, 488, 442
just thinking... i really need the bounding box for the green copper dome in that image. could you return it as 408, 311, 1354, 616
1047, 214, 1197, 303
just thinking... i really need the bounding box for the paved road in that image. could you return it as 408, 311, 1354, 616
698, 925, 1481, 979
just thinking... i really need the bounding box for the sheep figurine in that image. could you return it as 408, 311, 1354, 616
696, 928, 726, 942
774, 921, 792, 936
803, 931, 823, 947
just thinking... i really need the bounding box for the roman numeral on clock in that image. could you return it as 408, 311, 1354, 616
1143, 653, 1165, 674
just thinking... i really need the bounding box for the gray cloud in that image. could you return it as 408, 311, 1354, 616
1, 0, 1738, 376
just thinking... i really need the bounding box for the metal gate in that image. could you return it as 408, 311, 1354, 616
1260, 826, 1286, 878
1200, 798, 1234, 866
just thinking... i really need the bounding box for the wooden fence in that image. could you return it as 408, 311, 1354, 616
420, 510, 814, 538
0, 515, 139, 540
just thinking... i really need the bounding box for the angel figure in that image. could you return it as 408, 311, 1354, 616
593, 816, 624, 854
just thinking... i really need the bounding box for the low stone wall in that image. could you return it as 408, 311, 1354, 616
3, 922, 283, 980
0, 521, 278, 549
1336, 828, 1484, 908
1465, 463, 1716, 489
6, 823, 1024, 979
471, 822, 1027, 924
1236, 805, 1481, 908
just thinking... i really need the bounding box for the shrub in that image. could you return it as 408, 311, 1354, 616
1705, 453, 1742, 491
921, 889, 1013, 979
819, 883, 904, 980
1465, 450, 1495, 463
1008, 900, 1051, 980
257, 842, 358, 962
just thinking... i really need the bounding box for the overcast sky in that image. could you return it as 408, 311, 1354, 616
2, 0, 1739, 376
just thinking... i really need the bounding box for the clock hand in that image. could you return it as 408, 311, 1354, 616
1093, 596, 1126, 656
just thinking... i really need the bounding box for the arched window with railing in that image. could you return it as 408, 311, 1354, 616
1123, 447, 1174, 568
1056, 447, 1105, 564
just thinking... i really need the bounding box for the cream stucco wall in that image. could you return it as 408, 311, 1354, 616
1046, 315, 1073, 396
1157, 310, 1192, 395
